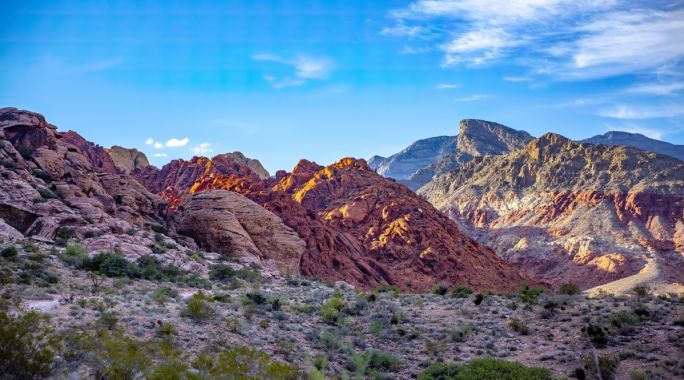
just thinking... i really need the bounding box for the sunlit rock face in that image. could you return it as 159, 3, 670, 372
419, 133, 684, 289
369, 119, 532, 190
140, 155, 531, 292
107, 146, 150, 174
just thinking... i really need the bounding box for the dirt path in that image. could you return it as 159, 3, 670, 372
585, 255, 659, 296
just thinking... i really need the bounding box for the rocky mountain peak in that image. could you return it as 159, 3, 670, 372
107, 145, 150, 173
457, 119, 534, 158
214, 151, 270, 179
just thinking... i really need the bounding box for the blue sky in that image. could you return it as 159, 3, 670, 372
1, 0, 683, 173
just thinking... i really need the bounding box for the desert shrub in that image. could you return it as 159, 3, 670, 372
583, 354, 619, 380
84, 251, 138, 277
61, 244, 88, 267
193, 346, 299, 379
632, 285, 650, 298
157, 322, 176, 337
149, 224, 167, 234
452, 285, 474, 298
88, 332, 152, 380
242, 291, 268, 306
448, 324, 473, 342
31, 169, 52, 183
0, 311, 61, 380
432, 284, 449, 296
153, 287, 177, 305
209, 263, 260, 283
97, 311, 119, 330
419, 357, 551, 380
1, 160, 16, 169
55, 227, 74, 240
583, 324, 608, 347
473, 293, 486, 305
1, 245, 18, 259
181, 293, 214, 321
136, 255, 181, 282
517, 284, 546, 305
17, 146, 34, 160
320, 289, 346, 325
610, 311, 639, 328
509, 317, 529, 335
147, 361, 190, 380
558, 283, 581, 295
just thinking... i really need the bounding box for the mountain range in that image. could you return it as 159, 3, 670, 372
1, 106, 682, 294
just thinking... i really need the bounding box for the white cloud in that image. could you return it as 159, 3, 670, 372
454, 94, 492, 102
598, 105, 684, 120
385, 1, 684, 79
164, 137, 189, 148
381, 24, 427, 37
152, 153, 168, 157
624, 82, 684, 96
253, 53, 334, 88
435, 83, 462, 89
191, 143, 213, 155
503, 76, 532, 82
154, 142, 163, 149
145, 138, 154, 145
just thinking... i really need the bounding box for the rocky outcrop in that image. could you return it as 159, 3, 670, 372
107, 146, 150, 173
584, 131, 684, 162
370, 119, 532, 190
419, 133, 684, 288
140, 153, 531, 291
216, 152, 270, 179
173, 190, 305, 275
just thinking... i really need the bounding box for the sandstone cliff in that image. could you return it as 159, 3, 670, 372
419, 133, 684, 289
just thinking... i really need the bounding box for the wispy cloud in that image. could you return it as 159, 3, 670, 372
435, 83, 462, 89
624, 82, 684, 96
253, 53, 334, 88
385, 1, 684, 79
152, 153, 168, 158
454, 94, 492, 102
191, 143, 213, 155
598, 104, 684, 120
503, 76, 532, 82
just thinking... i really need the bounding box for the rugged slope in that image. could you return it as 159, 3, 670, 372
419, 133, 684, 289
584, 131, 684, 162
371, 119, 532, 190
137, 155, 531, 291
106, 145, 150, 173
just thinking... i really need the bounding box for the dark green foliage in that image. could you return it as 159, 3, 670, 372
452, 285, 474, 298
181, 293, 214, 321
473, 293, 485, 305
583, 324, 608, 347
320, 289, 346, 325
79, 252, 193, 284
583, 354, 619, 380
17, 146, 34, 160
56, 227, 74, 240
149, 224, 167, 234
558, 283, 581, 295
192, 346, 300, 379
509, 317, 529, 335
136, 255, 181, 282
1, 160, 16, 169
610, 311, 639, 328
31, 169, 52, 182
517, 284, 546, 304
1, 245, 18, 259
60, 244, 89, 268
242, 291, 268, 306
432, 284, 449, 295
632, 285, 650, 297
418, 357, 551, 380
0, 311, 61, 380
209, 263, 260, 283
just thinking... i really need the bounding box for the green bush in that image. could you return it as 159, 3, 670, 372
509, 317, 529, 335
1, 245, 18, 259
610, 311, 639, 328
418, 357, 551, 380
632, 285, 650, 298
432, 284, 449, 296
452, 285, 474, 298
583, 324, 608, 347
181, 293, 214, 321
517, 284, 546, 305
88, 332, 152, 380
0, 311, 61, 380
56, 227, 74, 240
61, 244, 88, 267
320, 289, 346, 325
558, 283, 581, 295
209, 263, 260, 283
193, 346, 299, 379
17, 146, 34, 160
149, 224, 167, 234
583, 354, 619, 380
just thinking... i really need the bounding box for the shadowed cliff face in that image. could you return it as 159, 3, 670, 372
419, 133, 684, 289
370, 119, 533, 190
137, 155, 531, 292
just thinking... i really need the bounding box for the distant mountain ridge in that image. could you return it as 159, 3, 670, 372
418, 132, 684, 290
369, 119, 533, 190
583, 131, 684, 162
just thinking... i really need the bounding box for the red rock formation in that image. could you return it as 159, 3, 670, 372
138, 154, 530, 291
